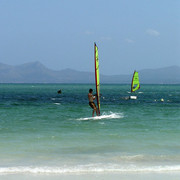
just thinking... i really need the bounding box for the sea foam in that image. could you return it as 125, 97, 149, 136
0, 164, 180, 174
77, 112, 124, 121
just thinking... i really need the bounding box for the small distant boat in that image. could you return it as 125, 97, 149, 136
129, 71, 140, 99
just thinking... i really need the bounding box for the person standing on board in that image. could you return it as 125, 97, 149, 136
88, 89, 98, 117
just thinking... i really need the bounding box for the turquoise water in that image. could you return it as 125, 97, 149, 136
0, 84, 180, 174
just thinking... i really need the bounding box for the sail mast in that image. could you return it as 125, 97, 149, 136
131, 71, 136, 93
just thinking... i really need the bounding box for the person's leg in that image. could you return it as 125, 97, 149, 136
95, 108, 98, 116
92, 109, 95, 117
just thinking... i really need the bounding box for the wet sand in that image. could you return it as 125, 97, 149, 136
1, 172, 180, 180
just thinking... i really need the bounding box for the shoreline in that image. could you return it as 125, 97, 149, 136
1, 172, 180, 180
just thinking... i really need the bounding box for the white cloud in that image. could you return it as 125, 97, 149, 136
85, 31, 94, 35
146, 29, 160, 37
125, 38, 135, 43
101, 37, 112, 41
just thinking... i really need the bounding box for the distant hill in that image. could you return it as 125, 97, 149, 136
139, 66, 180, 84
0, 61, 180, 84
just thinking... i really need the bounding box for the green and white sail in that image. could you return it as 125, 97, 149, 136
94, 43, 100, 115
131, 71, 140, 92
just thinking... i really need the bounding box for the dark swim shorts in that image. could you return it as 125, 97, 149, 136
89, 102, 97, 110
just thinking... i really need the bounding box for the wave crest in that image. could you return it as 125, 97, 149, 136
1, 164, 180, 174
77, 112, 124, 121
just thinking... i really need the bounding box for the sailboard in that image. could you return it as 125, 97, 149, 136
94, 43, 100, 115
130, 71, 140, 99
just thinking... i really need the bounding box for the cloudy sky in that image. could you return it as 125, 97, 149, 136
0, 0, 180, 75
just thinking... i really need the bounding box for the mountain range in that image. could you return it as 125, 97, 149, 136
0, 61, 180, 84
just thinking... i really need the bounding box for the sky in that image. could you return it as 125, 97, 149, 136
0, 0, 180, 75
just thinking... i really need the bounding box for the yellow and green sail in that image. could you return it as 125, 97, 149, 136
94, 43, 100, 115
131, 71, 140, 92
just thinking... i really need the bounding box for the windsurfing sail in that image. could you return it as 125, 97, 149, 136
131, 71, 140, 92
94, 43, 100, 115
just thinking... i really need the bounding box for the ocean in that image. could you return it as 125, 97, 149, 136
0, 84, 180, 179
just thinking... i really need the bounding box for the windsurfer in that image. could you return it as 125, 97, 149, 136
88, 89, 98, 117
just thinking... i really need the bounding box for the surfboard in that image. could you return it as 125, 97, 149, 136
94, 43, 100, 115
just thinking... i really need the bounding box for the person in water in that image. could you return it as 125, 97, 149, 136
88, 89, 98, 117
57, 89, 62, 94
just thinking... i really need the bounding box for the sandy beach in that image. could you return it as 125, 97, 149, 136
1, 172, 180, 180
